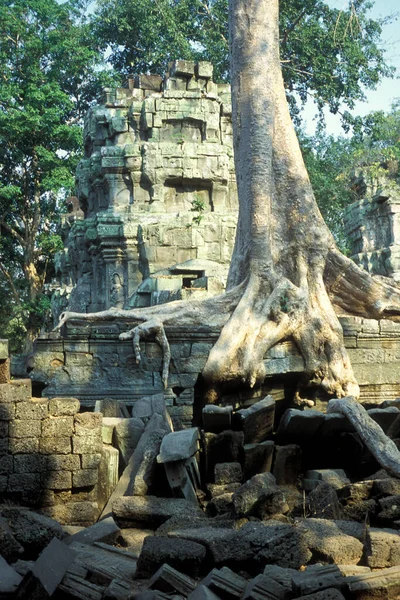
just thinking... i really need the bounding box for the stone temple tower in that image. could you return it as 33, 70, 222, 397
52, 60, 238, 322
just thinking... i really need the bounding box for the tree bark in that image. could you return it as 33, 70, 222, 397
56, 0, 400, 404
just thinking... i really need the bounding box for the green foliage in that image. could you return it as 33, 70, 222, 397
190, 196, 206, 225
0, 0, 119, 348
91, 0, 392, 121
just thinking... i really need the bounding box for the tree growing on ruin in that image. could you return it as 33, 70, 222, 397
57, 0, 400, 404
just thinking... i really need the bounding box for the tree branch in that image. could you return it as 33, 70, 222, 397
0, 218, 25, 246
0, 261, 20, 303
281, 8, 307, 46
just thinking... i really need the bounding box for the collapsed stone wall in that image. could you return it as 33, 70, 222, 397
0, 358, 103, 525
53, 60, 238, 320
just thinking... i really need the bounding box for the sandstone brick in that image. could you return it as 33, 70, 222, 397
72, 469, 98, 488
9, 419, 41, 438
72, 433, 102, 454
0, 380, 31, 402
0, 359, 10, 384
81, 454, 102, 469
42, 416, 74, 437
0, 455, 13, 474
74, 412, 102, 434
46, 455, 80, 471
42, 501, 99, 526
14, 454, 47, 473
42, 470, 72, 490
9, 437, 39, 454
8, 473, 40, 493
0, 403, 14, 420
39, 436, 71, 454
15, 399, 48, 420
48, 397, 80, 416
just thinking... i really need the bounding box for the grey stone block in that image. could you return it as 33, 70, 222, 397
136, 536, 206, 578
3, 508, 64, 556
232, 472, 288, 518
74, 412, 102, 433
42, 416, 74, 437
0, 554, 22, 596
112, 495, 203, 527
243, 441, 274, 480
64, 516, 120, 546
48, 397, 80, 416
234, 397, 275, 443
200, 566, 247, 599
272, 444, 302, 485
73, 468, 98, 488
9, 419, 41, 438
148, 563, 196, 596
15, 399, 48, 420
39, 436, 71, 454
295, 519, 364, 565
158, 427, 199, 463
202, 405, 232, 433
214, 462, 242, 485
367, 527, 400, 567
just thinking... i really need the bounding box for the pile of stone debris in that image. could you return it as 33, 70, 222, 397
2, 393, 400, 599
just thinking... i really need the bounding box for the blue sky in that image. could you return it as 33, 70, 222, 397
302, 0, 400, 135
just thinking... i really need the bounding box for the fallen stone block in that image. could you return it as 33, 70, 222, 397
376, 494, 400, 524
346, 565, 400, 599
233, 397, 275, 443
242, 573, 287, 600
103, 577, 132, 600
203, 431, 244, 481
187, 584, 221, 600
207, 492, 235, 517
243, 441, 274, 481
147, 563, 196, 596
0, 515, 24, 563
114, 417, 145, 467
372, 477, 400, 497
214, 462, 242, 485
306, 482, 342, 519
64, 516, 120, 547
97, 445, 119, 513
366, 527, 400, 568
58, 566, 104, 600
158, 427, 199, 463
291, 564, 369, 597
203, 405, 233, 433
0, 554, 22, 597
295, 519, 364, 565
207, 483, 241, 498
112, 495, 203, 528
276, 409, 325, 438
156, 515, 235, 536
304, 469, 350, 492
292, 589, 346, 600
272, 444, 302, 485
16, 537, 76, 599
69, 541, 137, 582
262, 565, 298, 596
3, 508, 64, 558
136, 536, 206, 578
117, 528, 154, 558
232, 472, 288, 518
163, 459, 199, 504
200, 565, 247, 599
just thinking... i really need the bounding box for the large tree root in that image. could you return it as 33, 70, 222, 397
328, 397, 400, 479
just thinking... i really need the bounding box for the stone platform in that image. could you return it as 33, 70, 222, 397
32, 316, 400, 424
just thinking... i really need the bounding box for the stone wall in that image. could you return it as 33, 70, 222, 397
0, 369, 103, 525
52, 60, 238, 320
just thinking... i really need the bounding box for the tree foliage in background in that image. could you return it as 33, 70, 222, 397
0, 0, 120, 351
91, 0, 393, 122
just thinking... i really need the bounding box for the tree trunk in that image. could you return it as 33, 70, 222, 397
56, 0, 400, 404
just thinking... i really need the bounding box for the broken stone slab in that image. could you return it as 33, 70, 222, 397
155, 515, 236, 536
291, 563, 370, 596
163, 460, 198, 504
0, 515, 24, 563
232, 472, 288, 518
2, 508, 64, 558
136, 536, 206, 579
243, 441, 274, 480
304, 469, 351, 492
113, 417, 145, 467
147, 563, 196, 596
0, 554, 22, 597
233, 397, 275, 443
69, 540, 137, 582
63, 516, 120, 546
214, 462, 242, 485
292, 589, 346, 600
97, 445, 119, 513
102, 417, 123, 444
16, 537, 76, 599
200, 566, 247, 599
276, 409, 325, 438
187, 584, 221, 600
157, 427, 200, 463
202, 405, 233, 433
327, 397, 400, 478
103, 577, 132, 599
294, 519, 364, 565
57, 565, 104, 600
262, 565, 298, 596
272, 444, 302, 486
242, 573, 287, 600
112, 495, 203, 528
346, 565, 400, 599
366, 527, 400, 568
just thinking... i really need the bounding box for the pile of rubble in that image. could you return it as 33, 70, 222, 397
1, 389, 400, 599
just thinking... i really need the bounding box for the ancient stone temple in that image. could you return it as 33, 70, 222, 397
52, 60, 238, 322
344, 167, 400, 280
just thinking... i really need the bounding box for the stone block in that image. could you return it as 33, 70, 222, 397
272, 444, 302, 485
7, 473, 40, 493
0, 555, 22, 595
0, 454, 13, 474
46, 454, 80, 471
72, 432, 103, 454
203, 431, 244, 480
0, 420, 8, 437
113, 417, 145, 466
14, 454, 47, 473
39, 436, 71, 454
306, 482, 342, 519
207, 482, 240, 497
0, 340, 8, 360
295, 519, 364, 565
195, 61, 214, 79
234, 397, 275, 443
0, 379, 31, 403
64, 516, 120, 546
200, 566, 247, 599
243, 441, 274, 480
169, 60, 195, 77
102, 417, 120, 444
74, 412, 102, 433
305, 469, 350, 491
367, 527, 400, 567
347, 566, 400, 598
292, 590, 346, 600
202, 405, 232, 433
243, 573, 287, 600
112, 495, 203, 527
15, 399, 48, 420
97, 445, 119, 513
0, 359, 10, 384
232, 472, 288, 518
9, 437, 38, 454
276, 409, 325, 438
81, 453, 102, 469
42, 470, 72, 490
158, 427, 200, 463
42, 501, 99, 526
0, 402, 15, 420
41, 416, 74, 437
48, 397, 80, 416
214, 462, 242, 485
9, 419, 41, 438
136, 536, 206, 578
0, 515, 24, 562
73, 468, 98, 488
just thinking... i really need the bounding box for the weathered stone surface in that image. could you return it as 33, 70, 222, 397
74, 412, 102, 433
234, 397, 275, 443
272, 444, 302, 485
48, 397, 80, 416
291, 564, 369, 597
112, 496, 203, 527
214, 462, 242, 485
148, 563, 196, 596
0, 380, 31, 403
158, 427, 199, 463
113, 417, 146, 466
305, 469, 350, 491
243, 573, 287, 600
15, 399, 48, 420
200, 566, 247, 599
3, 508, 64, 557
42, 501, 99, 526
203, 431, 244, 480
187, 585, 221, 600
346, 565, 400, 598
377, 494, 400, 522
64, 516, 120, 546
243, 441, 274, 480
306, 482, 342, 519
97, 445, 119, 513
42, 416, 74, 438
232, 472, 288, 518
366, 527, 400, 567
0, 515, 24, 562
72, 432, 103, 454
9, 419, 41, 438
295, 519, 364, 565
72, 468, 98, 488
117, 528, 154, 557
136, 536, 206, 578
292, 589, 346, 600
39, 436, 71, 454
